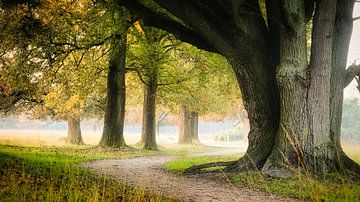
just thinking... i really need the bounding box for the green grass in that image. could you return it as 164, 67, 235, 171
0, 142, 222, 201
0, 145, 177, 202
159, 144, 229, 156
230, 172, 360, 201
164, 153, 242, 172
164, 153, 360, 201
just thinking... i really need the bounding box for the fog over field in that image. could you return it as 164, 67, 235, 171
0, 116, 247, 151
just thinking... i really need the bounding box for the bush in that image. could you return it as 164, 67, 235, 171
214, 125, 244, 142
342, 99, 360, 142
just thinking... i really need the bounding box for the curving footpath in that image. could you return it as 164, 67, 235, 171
80, 154, 300, 202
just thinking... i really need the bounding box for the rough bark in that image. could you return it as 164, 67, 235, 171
331, 0, 353, 147
178, 106, 199, 144
331, 0, 360, 174
99, 28, 127, 148
141, 78, 158, 150
263, 0, 343, 177
306, 0, 337, 173
67, 116, 84, 145
262, 0, 309, 178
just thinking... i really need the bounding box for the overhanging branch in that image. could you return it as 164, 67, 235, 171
119, 0, 218, 53
355, 76, 360, 93
125, 67, 150, 86
50, 35, 112, 51
344, 64, 360, 87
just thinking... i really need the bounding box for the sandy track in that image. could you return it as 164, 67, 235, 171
81, 156, 299, 202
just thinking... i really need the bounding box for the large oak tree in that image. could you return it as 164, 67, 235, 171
121, 0, 360, 176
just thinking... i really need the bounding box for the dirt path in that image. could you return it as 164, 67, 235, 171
81, 153, 299, 202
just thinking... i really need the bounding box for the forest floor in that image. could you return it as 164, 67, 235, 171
80, 150, 299, 202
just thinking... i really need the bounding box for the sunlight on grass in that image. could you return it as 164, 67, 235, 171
164, 151, 360, 201
0, 145, 177, 202
229, 172, 360, 201
160, 144, 228, 156
164, 153, 242, 172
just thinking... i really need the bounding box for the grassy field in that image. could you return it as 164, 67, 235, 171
1, 132, 359, 202
0, 144, 176, 202
0, 138, 228, 202
164, 145, 360, 201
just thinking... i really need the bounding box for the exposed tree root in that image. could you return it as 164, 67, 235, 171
184, 160, 237, 173
223, 155, 263, 172
184, 155, 263, 173
184, 146, 360, 181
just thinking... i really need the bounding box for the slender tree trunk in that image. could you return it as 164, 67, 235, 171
67, 116, 84, 145
141, 78, 157, 150
178, 106, 199, 144
190, 112, 199, 143
99, 28, 127, 148
156, 112, 167, 136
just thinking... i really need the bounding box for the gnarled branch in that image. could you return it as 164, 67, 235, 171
344, 64, 360, 87
118, 0, 218, 53
125, 67, 150, 86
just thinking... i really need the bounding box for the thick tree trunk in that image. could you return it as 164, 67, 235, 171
178, 106, 199, 144
221, 5, 280, 171
306, 0, 338, 173
262, 0, 309, 177
263, 0, 341, 177
99, 30, 127, 148
331, 0, 360, 173
141, 78, 157, 150
67, 116, 84, 145
226, 55, 279, 171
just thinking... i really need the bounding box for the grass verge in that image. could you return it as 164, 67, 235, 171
164, 153, 360, 201
0, 145, 177, 202
159, 143, 229, 156
164, 153, 241, 172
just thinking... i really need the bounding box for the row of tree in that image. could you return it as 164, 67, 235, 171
0, 0, 242, 149
1, 0, 360, 177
